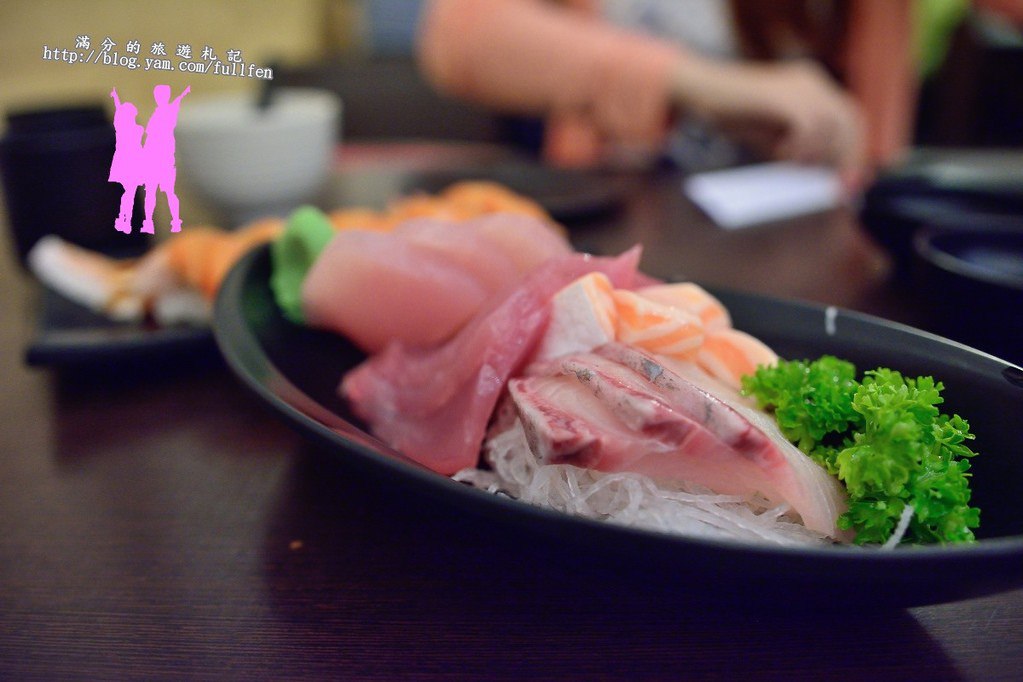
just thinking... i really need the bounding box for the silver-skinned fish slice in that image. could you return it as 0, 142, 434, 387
509, 343, 850, 539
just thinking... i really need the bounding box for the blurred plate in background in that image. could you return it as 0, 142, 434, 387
25, 288, 213, 368
403, 161, 624, 223
915, 229, 1023, 291
860, 148, 1023, 270
860, 148, 1023, 364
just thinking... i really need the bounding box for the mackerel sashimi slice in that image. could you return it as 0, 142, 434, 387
507, 343, 849, 538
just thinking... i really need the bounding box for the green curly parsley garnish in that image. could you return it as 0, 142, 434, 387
742, 356, 980, 546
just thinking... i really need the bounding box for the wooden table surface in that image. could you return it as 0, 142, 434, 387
2, 153, 1021, 681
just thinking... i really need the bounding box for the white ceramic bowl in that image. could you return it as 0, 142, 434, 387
175, 88, 341, 223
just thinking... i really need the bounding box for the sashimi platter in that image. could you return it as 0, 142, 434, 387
248, 182, 977, 545
202, 182, 1023, 606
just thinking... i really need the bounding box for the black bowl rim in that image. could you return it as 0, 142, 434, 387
913, 227, 1023, 292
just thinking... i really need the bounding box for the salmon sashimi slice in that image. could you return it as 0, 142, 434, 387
636, 282, 731, 331
696, 328, 779, 390
611, 289, 705, 358
527, 274, 774, 390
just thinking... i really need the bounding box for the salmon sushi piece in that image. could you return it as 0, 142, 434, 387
328, 207, 391, 232
439, 180, 551, 222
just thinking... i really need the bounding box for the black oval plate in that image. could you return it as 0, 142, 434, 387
214, 245, 1023, 609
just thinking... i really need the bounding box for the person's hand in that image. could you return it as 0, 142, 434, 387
110, 87, 117, 99
672, 57, 868, 193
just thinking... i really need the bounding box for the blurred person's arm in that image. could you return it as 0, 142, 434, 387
670, 57, 866, 189
843, 0, 917, 169
416, 0, 683, 161
416, 0, 869, 185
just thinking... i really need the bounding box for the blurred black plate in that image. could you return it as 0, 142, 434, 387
915, 229, 1023, 291
909, 229, 1023, 365
402, 161, 624, 223
25, 287, 214, 368
214, 245, 1023, 609
860, 148, 1023, 270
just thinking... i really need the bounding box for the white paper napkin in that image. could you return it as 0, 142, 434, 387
683, 162, 843, 230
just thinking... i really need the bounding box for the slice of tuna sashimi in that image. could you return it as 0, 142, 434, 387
303, 214, 572, 354
508, 343, 849, 539
392, 217, 524, 294
302, 229, 492, 353
340, 248, 649, 475
466, 212, 574, 274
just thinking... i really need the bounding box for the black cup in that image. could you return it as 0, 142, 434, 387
0, 104, 149, 267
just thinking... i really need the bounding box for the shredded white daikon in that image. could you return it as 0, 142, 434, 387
880, 504, 916, 550
454, 420, 832, 547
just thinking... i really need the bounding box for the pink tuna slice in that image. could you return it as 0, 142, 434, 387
303, 214, 573, 353
392, 217, 524, 294
302, 229, 490, 353
341, 248, 651, 475
466, 213, 576, 274
509, 343, 849, 539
